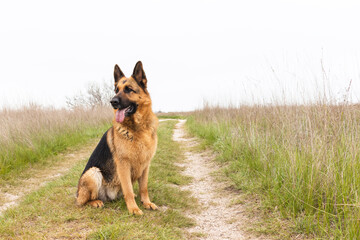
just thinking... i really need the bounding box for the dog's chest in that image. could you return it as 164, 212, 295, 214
116, 129, 156, 165
127, 136, 156, 163
111, 123, 158, 178
125, 133, 157, 181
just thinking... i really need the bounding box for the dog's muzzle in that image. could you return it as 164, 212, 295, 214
110, 97, 121, 109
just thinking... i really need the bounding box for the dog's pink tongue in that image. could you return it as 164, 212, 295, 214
116, 109, 126, 123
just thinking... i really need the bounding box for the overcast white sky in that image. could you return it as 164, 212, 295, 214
1, 0, 360, 112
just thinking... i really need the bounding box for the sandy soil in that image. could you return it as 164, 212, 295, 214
173, 120, 268, 240
0, 140, 98, 215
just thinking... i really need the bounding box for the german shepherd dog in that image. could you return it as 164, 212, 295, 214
76, 61, 158, 215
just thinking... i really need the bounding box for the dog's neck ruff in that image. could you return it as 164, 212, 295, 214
115, 125, 134, 142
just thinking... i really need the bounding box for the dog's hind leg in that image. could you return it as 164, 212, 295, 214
76, 167, 104, 208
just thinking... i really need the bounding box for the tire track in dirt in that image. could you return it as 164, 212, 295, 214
0, 140, 98, 215
173, 119, 268, 240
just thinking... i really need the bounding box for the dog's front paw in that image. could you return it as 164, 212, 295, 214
129, 207, 143, 215
143, 202, 158, 210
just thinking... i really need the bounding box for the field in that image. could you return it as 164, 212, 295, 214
0, 105, 112, 182
186, 104, 360, 239
2, 99, 360, 239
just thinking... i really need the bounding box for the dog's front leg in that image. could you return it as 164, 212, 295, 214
117, 161, 143, 215
138, 165, 158, 210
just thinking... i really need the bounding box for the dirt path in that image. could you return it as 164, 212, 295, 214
0, 140, 98, 215
173, 120, 266, 240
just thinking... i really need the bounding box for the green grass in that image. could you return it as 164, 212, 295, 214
0, 106, 113, 182
157, 115, 184, 119
186, 105, 360, 239
0, 120, 196, 239
0, 122, 111, 182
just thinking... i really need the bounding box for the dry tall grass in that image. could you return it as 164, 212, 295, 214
0, 104, 113, 179
187, 103, 360, 238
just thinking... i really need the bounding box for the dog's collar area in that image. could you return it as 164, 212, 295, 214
115, 126, 134, 142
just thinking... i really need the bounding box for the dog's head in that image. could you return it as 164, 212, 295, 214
110, 61, 150, 123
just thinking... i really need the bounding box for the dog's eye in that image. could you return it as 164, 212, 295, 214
124, 86, 134, 93
115, 87, 119, 93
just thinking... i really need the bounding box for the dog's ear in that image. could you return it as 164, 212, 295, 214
132, 61, 147, 91
114, 64, 125, 83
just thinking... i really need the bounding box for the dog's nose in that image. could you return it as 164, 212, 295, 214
110, 97, 120, 108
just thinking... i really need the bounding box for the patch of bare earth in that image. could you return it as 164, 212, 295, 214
0, 140, 98, 215
173, 120, 269, 240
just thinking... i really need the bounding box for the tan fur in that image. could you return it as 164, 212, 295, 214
76, 62, 158, 215
110, 77, 158, 214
